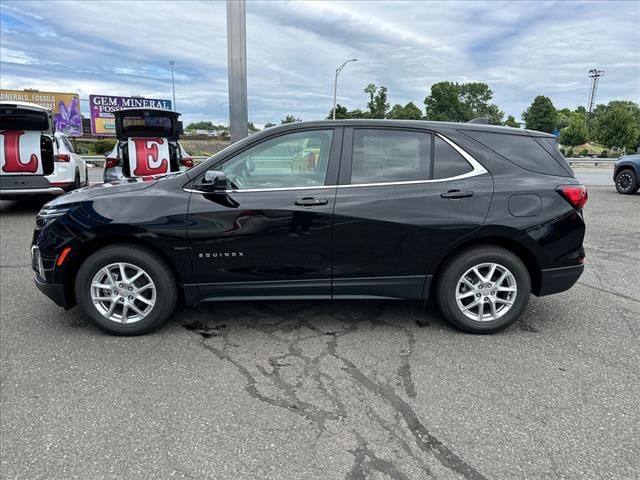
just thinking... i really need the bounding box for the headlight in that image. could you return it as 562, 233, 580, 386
36, 206, 73, 227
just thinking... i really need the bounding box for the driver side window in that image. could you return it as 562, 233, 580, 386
221, 130, 334, 189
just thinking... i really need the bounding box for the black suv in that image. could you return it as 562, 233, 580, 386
32, 120, 587, 335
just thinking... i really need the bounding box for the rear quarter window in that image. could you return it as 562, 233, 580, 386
433, 136, 473, 179
462, 130, 570, 177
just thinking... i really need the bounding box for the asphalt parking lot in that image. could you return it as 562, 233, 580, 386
1, 168, 638, 480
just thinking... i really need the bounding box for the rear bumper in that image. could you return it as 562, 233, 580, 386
0, 187, 65, 197
536, 264, 584, 296
34, 276, 69, 308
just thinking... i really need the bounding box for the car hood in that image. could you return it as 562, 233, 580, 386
47, 178, 158, 206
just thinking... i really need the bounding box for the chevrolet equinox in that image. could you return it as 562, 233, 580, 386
32, 120, 587, 335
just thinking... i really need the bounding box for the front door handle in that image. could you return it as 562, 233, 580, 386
295, 197, 328, 207
441, 190, 474, 199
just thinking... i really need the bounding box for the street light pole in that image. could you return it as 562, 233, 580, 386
169, 60, 176, 110
332, 58, 357, 120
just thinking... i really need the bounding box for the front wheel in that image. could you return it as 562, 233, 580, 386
75, 245, 177, 335
435, 245, 531, 334
615, 169, 638, 194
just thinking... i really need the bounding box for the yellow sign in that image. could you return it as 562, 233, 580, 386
0, 89, 82, 136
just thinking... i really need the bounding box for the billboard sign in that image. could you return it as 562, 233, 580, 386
89, 95, 172, 136
0, 90, 82, 136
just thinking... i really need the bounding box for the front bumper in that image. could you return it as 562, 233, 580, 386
34, 275, 68, 308
537, 264, 584, 296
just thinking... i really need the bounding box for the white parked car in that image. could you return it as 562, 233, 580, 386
0, 101, 88, 199
49, 131, 89, 192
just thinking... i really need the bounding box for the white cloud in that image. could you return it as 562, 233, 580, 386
1, 0, 638, 125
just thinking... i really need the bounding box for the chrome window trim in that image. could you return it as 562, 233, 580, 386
185, 132, 487, 194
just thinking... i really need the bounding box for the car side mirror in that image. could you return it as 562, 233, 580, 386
196, 170, 228, 193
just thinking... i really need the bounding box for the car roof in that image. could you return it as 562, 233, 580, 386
0, 100, 51, 112
264, 119, 555, 138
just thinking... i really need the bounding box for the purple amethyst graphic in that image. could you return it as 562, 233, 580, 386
53, 97, 82, 136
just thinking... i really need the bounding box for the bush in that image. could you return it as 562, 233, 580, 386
93, 139, 116, 155
579, 148, 589, 157
560, 148, 566, 156
566, 148, 574, 158
599, 149, 608, 158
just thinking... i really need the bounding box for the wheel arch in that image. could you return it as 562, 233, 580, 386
62, 235, 184, 308
429, 235, 542, 297
615, 162, 640, 180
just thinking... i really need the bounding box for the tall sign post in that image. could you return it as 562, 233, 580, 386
226, 0, 248, 143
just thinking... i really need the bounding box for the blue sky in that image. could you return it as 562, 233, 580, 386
1, 0, 638, 127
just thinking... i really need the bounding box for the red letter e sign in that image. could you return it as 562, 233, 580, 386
129, 137, 170, 177
0, 130, 43, 175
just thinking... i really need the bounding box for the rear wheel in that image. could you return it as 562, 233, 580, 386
435, 245, 531, 334
73, 170, 80, 190
74, 245, 177, 335
615, 169, 638, 194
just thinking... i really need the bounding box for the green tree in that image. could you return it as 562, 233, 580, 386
559, 116, 588, 147
264, 122, 276, 128
424, 81, 503, 124
522, 96, 557, 133
186, 121, 215, 130
281, 115, 302, 124
424, 81, 468, 122
327, 104, 349, 120
364, 84, 389, 118
555, 108, 573, 130
248, 122, 258, 132
347, 108, 368, 119
592, 101, 640, 150
386, 102, 423, 120
503, 115, 521, 128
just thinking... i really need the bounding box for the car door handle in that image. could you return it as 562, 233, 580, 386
440, 190, 474, 199
295, 197, 328, 207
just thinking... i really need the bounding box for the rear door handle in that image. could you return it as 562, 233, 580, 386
295, 197, 328, 207
441, 190, 474, 199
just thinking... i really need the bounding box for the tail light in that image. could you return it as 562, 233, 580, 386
105, 156, 120, 169
54, 153, 70, 162
180, 156, 194, 168
556, 185, 588, 210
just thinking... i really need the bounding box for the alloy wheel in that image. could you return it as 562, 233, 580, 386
90, 262, 156, 324
455, 262, 517, 322
617, 172, 633, 192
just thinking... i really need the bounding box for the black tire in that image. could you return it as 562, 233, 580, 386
84, 165, 89, 187
74, 244, 177, 335
435, 245, 531, 334
615, 169, 638, 194
73, 170, 81, 190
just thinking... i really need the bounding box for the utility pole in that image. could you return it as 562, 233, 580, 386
169, 60, 176, 110
226, 0, 248, 142
332, 58, 358, 120
586, 68, 604, 128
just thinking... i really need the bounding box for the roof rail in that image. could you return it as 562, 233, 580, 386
467, 117, 490, 124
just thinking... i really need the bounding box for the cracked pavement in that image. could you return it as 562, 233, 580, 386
1, 181, 639, 479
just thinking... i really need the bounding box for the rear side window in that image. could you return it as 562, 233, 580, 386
351, 129, 431, 183
433, 136, 473, 179
463, 130, 569, 176
61, 136, 75, 153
